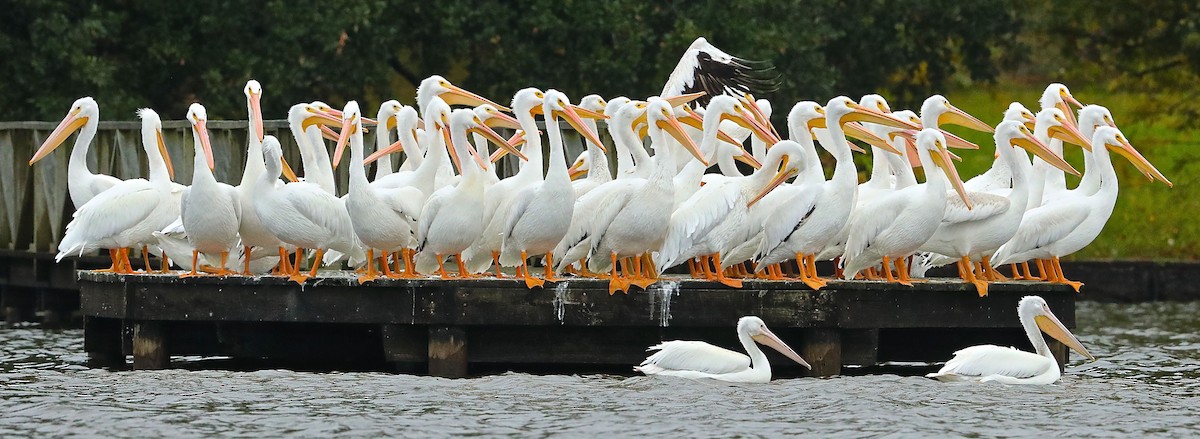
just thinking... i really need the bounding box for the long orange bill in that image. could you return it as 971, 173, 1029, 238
932, 143, 971, 209
156, 129, 175, 180
281, 156, 299, 182
1109, 136, 1172, 187
485, 111, 523, 130
843, 122, 899, 154
662, 91, 706, 108
939, 104, 995, 133
1013, 133, 1079, 176
743, 95, 783, 142
194, 119, 215, 170
30, 109, 88, 164
470, 121, 527, 161
442, 84, 510, 112
555, 105, 606, 153
751, 326, 812, 369
657, 111, 708, 166
332, 116, 357, 169
677, 111, 745, 147
249, 91, 265, 142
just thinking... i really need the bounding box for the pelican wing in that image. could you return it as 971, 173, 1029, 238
417, 188, 451, 246
941, 192, 1010, 224
994, 200, 1090, 263
661, 38, 779, 108
281, 185, 345, 233
756, 186, 821, 258
843, 195, 906, 264
659, 181, 740, 265
383, 186, 424, 225
640, 340, 751, 375
59, 180, 162, 257
931, 344, 1055, 379
499, 185, 538, 242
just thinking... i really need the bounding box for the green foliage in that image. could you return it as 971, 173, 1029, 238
0, 0, 1014, 121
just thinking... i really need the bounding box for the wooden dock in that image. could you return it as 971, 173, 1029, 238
78, 271, 1078, 377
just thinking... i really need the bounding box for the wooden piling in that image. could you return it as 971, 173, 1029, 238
84, 316, 125, 368
1047, 338, 1068, 373
428, 326, 468, 378
132, 321, 168, 369
802, 328, 842, 377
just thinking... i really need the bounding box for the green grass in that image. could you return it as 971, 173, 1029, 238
936, 84, 1198, 261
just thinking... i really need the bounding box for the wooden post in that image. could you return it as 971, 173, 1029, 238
802, 328, 841, 377
381, 324, 426, 374
428, 326, 467, 378
84, 316, 126, 368
132, 321, 168, 369
1046, 338, 1068, 373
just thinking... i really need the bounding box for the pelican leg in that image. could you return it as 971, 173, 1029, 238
180, 250, 202, 278
293, 248, 305, 277
407, 249, 421, 277
1018, 261, 1034, 280
141, 246, 153, 273
1051, 256, 1083, 293
794, 252, 821, 289
1035, 259, 1051, 281
358, 249, 381, 284
833, 256, 844, 279
961, 256, 988, 296
630, 254, 657, 290
243, 246, 254, 275
95, 248, 120, 272
805, 255, 828, 287
455, 254, 474, 279
980, 256, 1008, 281
543, 252, 562, 283
881, 256, 897, 283
272, 247, 289, 276
380, 252, 396, 278
895, 256, 913, 286
215, 251, 238, 276
523, 250, 545, 289
490, 251, 505, 278
710, 254, 743, 288
159, 251, 170, 273
687, 259, 698, 277
608, 251, 628, 295
433, 253, 451, 279
393, 252, 403, 276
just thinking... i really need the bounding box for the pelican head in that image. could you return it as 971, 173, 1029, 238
244, 80, 265, 142
418, 74, 509, 111
475, 103, 522, 130
1017, 296, 1094, 361
365, 104, 422, 165
1036, 108, 1091, 151
787, 101, 826, 137
604, 96, 632, 117
1077, 105, 1116, 138
511, 88, 545, 120
30, 97, 100, 165
916, 128, 971, 209
136, 108, 173, 180
1040, 83, 1083, 126
748, 140, 803, 207
644, 98, 707, 165
737, 316, 812, 369
542, 90, 606, 152
920, 95, 994, 133
186, 103, 214, 171
997, 120, 1077, 176
567, 151, 589, 180
1093, 126, 1172, 187
447, 107, 525, 173
828, 96, 918, 131
694, 95, 775, 146
332, 100, 363, 168
579, 94, 608, 114
377, 99, 404, 131
1004, 102, 1037, 131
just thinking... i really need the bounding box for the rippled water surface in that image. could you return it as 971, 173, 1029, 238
2, 302, 1198, 437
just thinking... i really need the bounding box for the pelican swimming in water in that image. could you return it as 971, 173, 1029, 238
927, 295, 1094, 384
636, 316, 811, 383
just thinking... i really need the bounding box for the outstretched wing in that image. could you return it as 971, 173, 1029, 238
660, 37, 779, 108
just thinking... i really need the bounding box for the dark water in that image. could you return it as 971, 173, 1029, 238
2, 302, 1197, 437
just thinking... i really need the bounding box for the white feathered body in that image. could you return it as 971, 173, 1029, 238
56, 179, 179, 261
635, 340, 769, 384
926, 344, 1061, 385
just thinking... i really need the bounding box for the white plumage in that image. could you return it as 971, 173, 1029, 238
636, 316, 810, 383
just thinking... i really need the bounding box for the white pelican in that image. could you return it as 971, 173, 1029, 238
962, 102, 1037, 194
286, 103, 338, 195
415, 109, 523, 278
365, 97, 453, 197
462, 88, 545, 276
55, 108, 179, 273
842, 129, 971, 281
582, 98, 707, 293
497, 90, 605, 288
371, 99, 404, 180
1031, 84, 1085, 207
336, 101, 424, 283
661, 37, 779, 109
254, 128, 360, 284
992, 126, 1170, 291
472, 103, 523, 186
775, 97, 916, 283
29, 97, 129, 208
153, 220, 280, 275
927, 296, 1094, 384
635, 316, 810, 383
179, 103, 242, 276
235, 80, 297, 275
568, 94, 622, 197
392, 106, 424, 173
917, 121, 1077, 295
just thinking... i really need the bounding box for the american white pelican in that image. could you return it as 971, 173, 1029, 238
497, 90, 605, 288
472, 103, 522, 186
917, 121, 1077, 295
365, 97, 452, 197
635, 316, 810, 383
582, 98, 707, 293
415, 108, 523, 278
927, 296, 1094, 384
336, 101, 424, 283
414, 75, 511, 187
371, 99, 404, 180
786, 97, 917, 282
234, 80, 297, 275
992, 126, 1170, 291
1032, 84, 1085, 207
392, 106, 424, 173
55, 108, 179, 273
962, 103, 1037, 194
254, 129, 360, 284
842, 129, 971, 281
568, 94, 622, 197
153, 219, 280, 275
462, 88, 545, 276
661, 37, 779, 109
29, 97, 128, 208
179, 103, 242, 276
286, 103, 338, 195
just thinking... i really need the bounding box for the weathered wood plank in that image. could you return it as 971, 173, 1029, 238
802, 328, 841, 377
132, 321, 168, 369
428, 326, 468, 378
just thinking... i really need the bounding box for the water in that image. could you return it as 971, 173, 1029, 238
2, 302, 1198, 437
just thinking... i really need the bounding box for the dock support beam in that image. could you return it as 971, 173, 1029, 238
1047, 338, 1068, 373
428, 326, 468, 378
132, 321, 168, 370
84, 317, 126, 368
802, 328, 841, 377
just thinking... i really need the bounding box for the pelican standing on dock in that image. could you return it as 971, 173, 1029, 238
180, 103, 242, 276
927, 296, 1094, 384
55, 108, 179, 272
235, 80, 296, 275
636, 316, 811, 383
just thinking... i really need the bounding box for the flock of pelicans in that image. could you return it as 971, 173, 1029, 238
29, 38, 1162, 383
